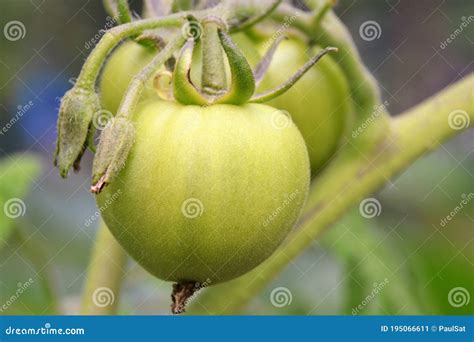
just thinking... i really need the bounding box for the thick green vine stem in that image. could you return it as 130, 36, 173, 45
315, 11, 382, 119
81, 221, 127, 315
188, 74, 474, 314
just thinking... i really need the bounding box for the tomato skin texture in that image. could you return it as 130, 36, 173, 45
100, 41, 157, 114
258, 39, 351, 174
97, 100, 310, 284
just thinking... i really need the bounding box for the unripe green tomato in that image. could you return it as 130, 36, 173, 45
97, 99, 310, 284
100, 40, 157, 113
257, 39, 352, 174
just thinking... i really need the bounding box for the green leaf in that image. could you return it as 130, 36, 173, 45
0, 154, 42, 249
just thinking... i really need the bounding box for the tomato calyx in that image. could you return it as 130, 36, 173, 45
172, 17, 338, 106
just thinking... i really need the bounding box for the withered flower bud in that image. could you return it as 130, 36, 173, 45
54, 87, 100, 177
91, 117, 135, 194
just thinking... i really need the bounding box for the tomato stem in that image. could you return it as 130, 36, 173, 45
116, 33, 186, 119
171, 281, 199, 314
75, 14, 187, 91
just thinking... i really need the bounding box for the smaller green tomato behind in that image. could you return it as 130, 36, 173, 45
97, 99, 310, 284
258, 39, 351, 174
99, 41, 157, 114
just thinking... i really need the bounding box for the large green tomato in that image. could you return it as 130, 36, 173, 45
257, 39, 351, 174
100, 40, 157, 113
97, 99, 310, 284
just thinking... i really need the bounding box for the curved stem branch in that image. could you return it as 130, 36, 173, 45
76, 14, 187, 90
80, 221, 127, 315
189, 74, 474, 314
116, 33, 186, 118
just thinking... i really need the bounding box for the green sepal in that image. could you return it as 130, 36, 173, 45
53, 87, 100, 178
214, 30, 255, 105
172, 39, 210, 106
91, 117, 135, 194
250, 47, 338, 103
